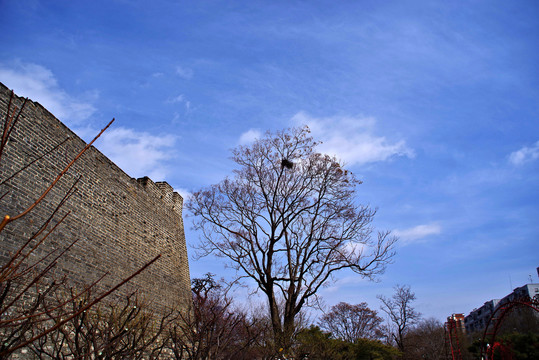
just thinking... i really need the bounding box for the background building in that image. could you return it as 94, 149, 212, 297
447, 313, 465, 332
464, 282, 539, 334
464, 299, 500, 334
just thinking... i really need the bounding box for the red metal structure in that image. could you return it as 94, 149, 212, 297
445, 318, 463, 360
480, 296, 539, 360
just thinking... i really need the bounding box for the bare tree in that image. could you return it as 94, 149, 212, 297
403, 318, 446, 360
28, 290, 173, 359
168, 273, 266, 360
377, 284, 421, 353
319, 302, 384, 342
187, 127, 396, 353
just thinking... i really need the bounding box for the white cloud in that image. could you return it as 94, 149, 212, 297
291, 111, 414, 166
174, 187, 193, 201
335, 275, 369, 286
95, 127, 176, 180
0, 61, 177, 182
320, 275, 369, 295
167, 94, 191, 111
0, 61, 97, 124
508, 141, 539, 166
239, 129, 262, 145
168, 94, 185, 103
343, 241, 367, 258
393, 224, 441, 245
175, 65, 193, 79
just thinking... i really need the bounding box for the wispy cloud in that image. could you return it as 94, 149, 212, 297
95, 127, 176, 180
167, 94, 191, 112
0, 61, 177, 181
393, 224, 441, 245
174, 187, 193, 201
342, 241, 367, 258
239, 128, 262, 145
168, 94, 185, 103
508, 140, 539, 166
320, 274, 369, 295
0, 61, 97, 124
291, 112, 414, 166
172, 112, 181, 124
335, 275, 369, 286
175, 65, 193, 79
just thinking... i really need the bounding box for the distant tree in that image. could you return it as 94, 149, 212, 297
403, 318, 445, 360
296, 326, 344, 360
168, 273, 266, 360
353, 338, 401, 360
378, 284, 421, 353
296, 326, 399, 360
495, 332, 539, 360
187, 127, 396, 353
319, 302, 383, 342
469, 332, 539, 360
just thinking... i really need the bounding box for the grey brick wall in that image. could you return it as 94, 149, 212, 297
0, 82, 191, 311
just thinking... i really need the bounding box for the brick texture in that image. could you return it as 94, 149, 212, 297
0, 82, 191, 311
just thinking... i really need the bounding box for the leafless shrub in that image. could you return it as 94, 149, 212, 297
27, 289, 174, 359
167, 273, 268, 360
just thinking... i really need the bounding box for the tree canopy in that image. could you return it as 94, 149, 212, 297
319, 302, 384, 342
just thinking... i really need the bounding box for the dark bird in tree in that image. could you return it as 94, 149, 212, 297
281, 158, 294, 169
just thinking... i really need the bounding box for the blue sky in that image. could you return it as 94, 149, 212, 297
1, 0, 538, 321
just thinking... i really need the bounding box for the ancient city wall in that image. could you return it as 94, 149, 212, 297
0, 82, 191, 310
